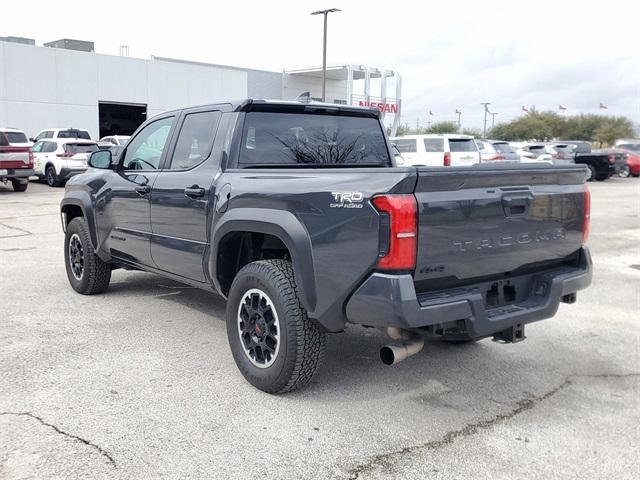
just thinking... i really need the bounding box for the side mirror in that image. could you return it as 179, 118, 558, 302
29, 138, 35, 142
89, 150, 113, 169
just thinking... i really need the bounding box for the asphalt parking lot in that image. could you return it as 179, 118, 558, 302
1, 178, 638, 479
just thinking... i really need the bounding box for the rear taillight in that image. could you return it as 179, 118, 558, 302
583, 185, 590, 244
372, 194, 417, 271
443, 152, 451, 166
57, 152, 73, 158
486, 154, 505, 161
608, 154, 615, 164
28, 149, 34, 167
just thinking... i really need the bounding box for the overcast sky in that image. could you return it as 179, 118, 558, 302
3, 0, 638, 129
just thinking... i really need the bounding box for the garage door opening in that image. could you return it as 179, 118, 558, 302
98, 102, 147, 138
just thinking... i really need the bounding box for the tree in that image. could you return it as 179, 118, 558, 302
427, 121, 459, 134
489, 112, 636, 145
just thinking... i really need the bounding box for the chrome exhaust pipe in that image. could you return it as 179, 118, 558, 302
380, 329, 424, 365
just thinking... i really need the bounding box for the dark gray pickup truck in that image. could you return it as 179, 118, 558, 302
60, 100, 592, 393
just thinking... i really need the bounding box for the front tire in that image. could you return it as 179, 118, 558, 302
64, 217, 111, 294
226, 260, 326, 394
11, 179, 28, 192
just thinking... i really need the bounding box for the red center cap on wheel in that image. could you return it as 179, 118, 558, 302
255, 323, 264, 335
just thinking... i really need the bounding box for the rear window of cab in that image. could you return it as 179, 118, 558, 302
238, 112, 391, 167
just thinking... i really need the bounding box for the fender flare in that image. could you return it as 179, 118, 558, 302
210, 208, 317, 312
60, 192, 98, 249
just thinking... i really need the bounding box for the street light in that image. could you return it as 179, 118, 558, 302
311, 8, 341, 102
480, 102, 491, 138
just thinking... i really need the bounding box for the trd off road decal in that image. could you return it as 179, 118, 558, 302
330, 191, 364, 209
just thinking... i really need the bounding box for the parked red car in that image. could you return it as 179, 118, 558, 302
617, 148, 640, 177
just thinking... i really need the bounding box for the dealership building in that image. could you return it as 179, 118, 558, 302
0, 38, 402, 139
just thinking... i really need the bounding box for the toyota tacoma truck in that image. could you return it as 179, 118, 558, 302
0, 131, 33, 192
60, 100, 592, 393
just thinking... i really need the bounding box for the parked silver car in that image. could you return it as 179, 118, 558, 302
477, 139, 520, 162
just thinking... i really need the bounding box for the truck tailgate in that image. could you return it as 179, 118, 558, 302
413, 165, 588, 289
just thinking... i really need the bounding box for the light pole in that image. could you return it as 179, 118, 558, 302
311, 8, 341, 102
480, 102, 491, 138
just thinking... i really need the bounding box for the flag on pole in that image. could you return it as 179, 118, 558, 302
455, 109, 462, 114
599, 102, 608, 109
429, 110, 434, 116
558, 104, 567, 111
522, 106, 529, 113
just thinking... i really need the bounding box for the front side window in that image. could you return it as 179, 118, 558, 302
169, 111, 221, 170
31, 141, 44, 152
394, 139, 417, 153
238, 112, 390, 167
121, 117, 174, 170
448, 139, 477, 152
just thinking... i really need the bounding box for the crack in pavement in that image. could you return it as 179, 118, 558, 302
0, 411, 116, 467
346, 372, 640, 480
0, 222, 32, 237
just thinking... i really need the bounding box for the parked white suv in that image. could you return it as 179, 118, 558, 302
32, 128, 92, 143
390, 134, 481, 166
32, 138, 99, 187
0, 128, 31, 147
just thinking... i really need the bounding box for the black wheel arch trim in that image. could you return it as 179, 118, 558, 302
210, 208, 317, 313
60, 193, 99, 251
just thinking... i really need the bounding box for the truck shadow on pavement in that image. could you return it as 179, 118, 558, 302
99, 271, 630, 404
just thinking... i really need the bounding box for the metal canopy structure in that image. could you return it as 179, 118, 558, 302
284, 65, 402, 135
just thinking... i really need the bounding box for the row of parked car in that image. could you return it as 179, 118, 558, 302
3, 123, 639, 193
390, 134, 640, 181
0, 127, 130, 191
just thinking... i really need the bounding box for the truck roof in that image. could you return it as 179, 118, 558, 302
162, 99, 382, 118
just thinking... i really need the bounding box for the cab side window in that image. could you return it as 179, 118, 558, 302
168, 111, 221, 170
121, 117, 174, 170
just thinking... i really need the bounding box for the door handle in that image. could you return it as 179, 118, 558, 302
184, 186, 205, 198
135, 184, 151, 195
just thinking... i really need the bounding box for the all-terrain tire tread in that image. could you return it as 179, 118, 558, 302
233, 259, 326, 393
67, 217, 111, 295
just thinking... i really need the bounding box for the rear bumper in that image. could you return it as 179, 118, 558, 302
346, 248, 592, 338
0, 168, 34, 180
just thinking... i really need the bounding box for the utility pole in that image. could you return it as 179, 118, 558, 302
311, 8, 341, 102
490, 112, 498, 130
456, 109, 462, 129
480, 102, 491, 138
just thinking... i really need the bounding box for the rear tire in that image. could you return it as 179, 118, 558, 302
46, 166, 62, 187
586, 165, 596, 182
226, 259, 326, 394
64, 217, 111, 295
11, 179, 28, 192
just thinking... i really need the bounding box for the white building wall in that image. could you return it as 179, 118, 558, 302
0, 42, 249, 139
